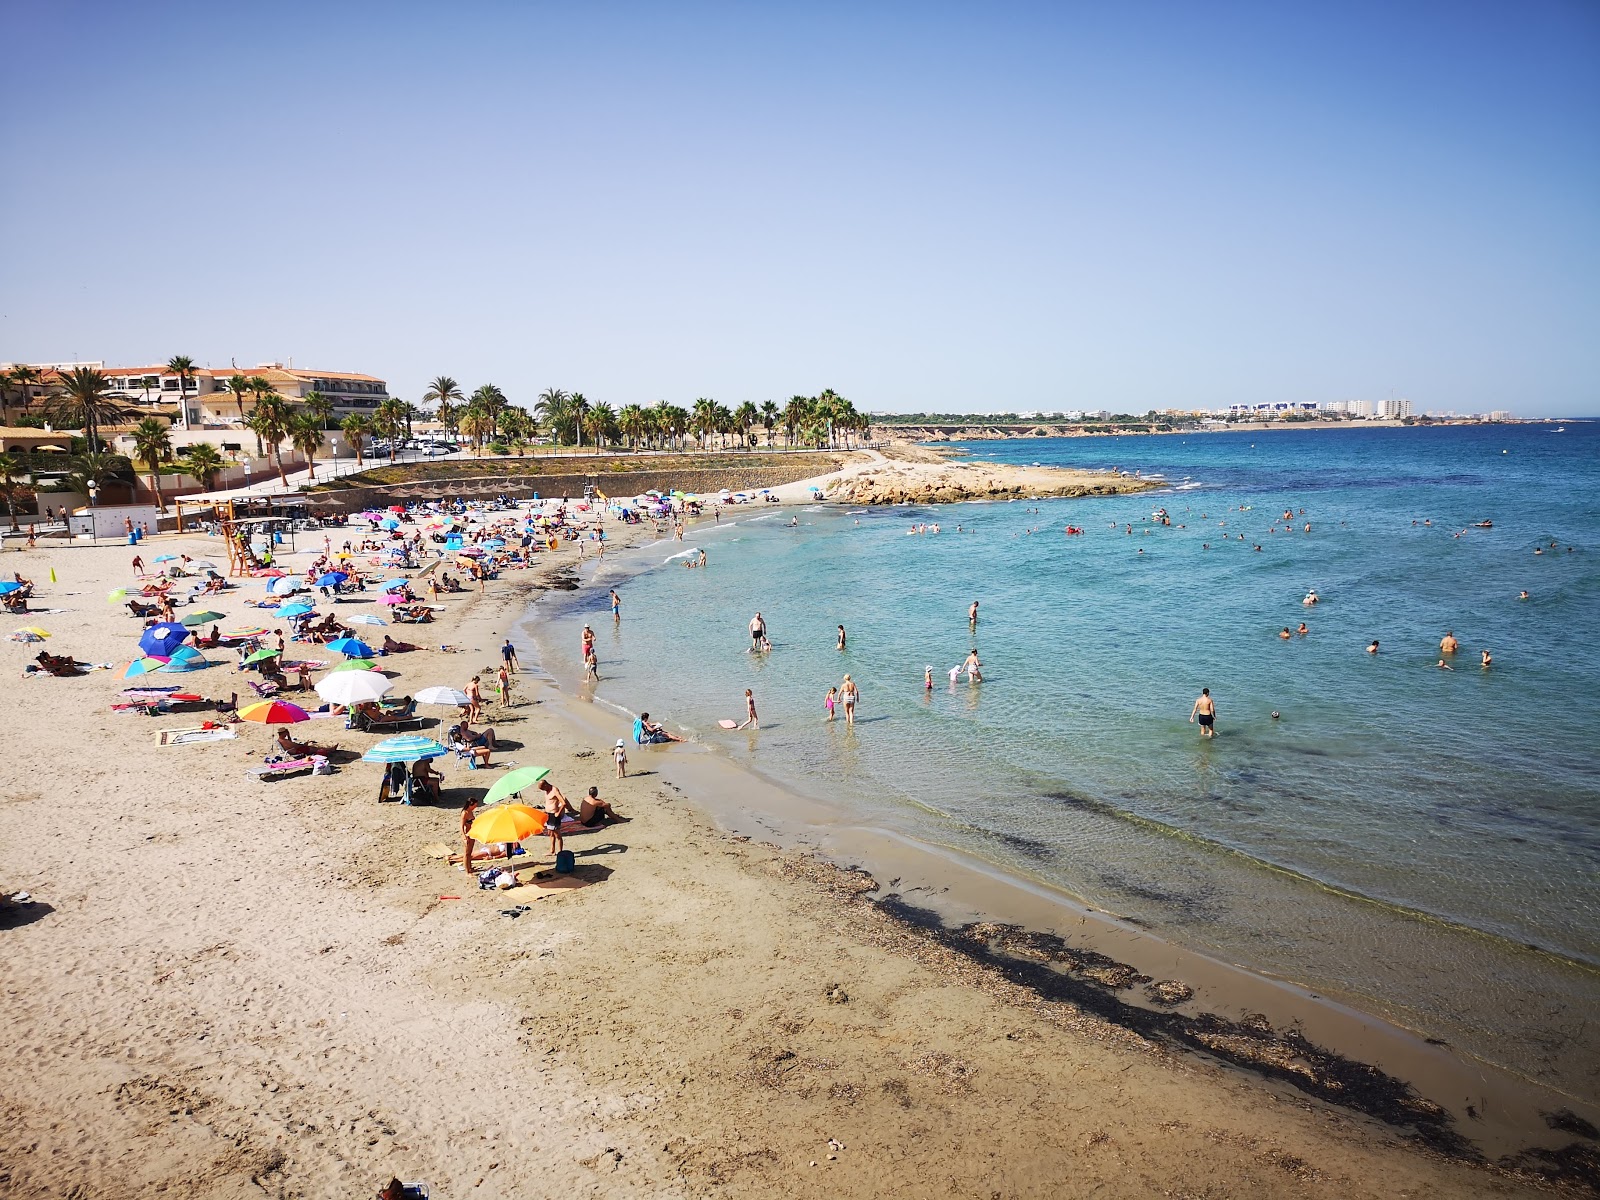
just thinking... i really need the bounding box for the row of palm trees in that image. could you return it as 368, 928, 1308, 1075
416, 377, 871, 454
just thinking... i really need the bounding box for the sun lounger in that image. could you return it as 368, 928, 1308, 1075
247, 755, 329, 780
247, 680, 281, 699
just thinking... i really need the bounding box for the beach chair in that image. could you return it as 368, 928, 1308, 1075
248, 755, 328, 781
378, 762, 413, 804
246, 680, 280, 700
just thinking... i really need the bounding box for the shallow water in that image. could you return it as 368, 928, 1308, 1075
531, 422, 1600, 1098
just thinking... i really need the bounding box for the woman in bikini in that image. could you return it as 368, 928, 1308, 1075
839, 675, 859, 726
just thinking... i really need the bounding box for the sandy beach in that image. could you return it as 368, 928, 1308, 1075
0, 513, 1587, 1198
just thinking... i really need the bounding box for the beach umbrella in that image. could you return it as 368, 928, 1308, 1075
13, 626, 51, 639
482, 766, 551, 806
275, 602, 315, 618
0, 581, 23, 596
456, 547, 484, 558
388, 505, 407, 513
326, 637, 373, 658
414, 685, 470, 707
151, 554, 179, 564
166, 644, 209, 665
161, 649, 210, 672
379, 593, 407, 606
346, 614, 386, 626
315, 669, 391, 705
238, 699, 310, 724
379, 578, 410, 591
253, 568, 285, 578
106, 587, 128, 602
244, 647, 282, 664
316, 571, 349, 586
139, 622, 191, 657
268, 577, 307, 595
180, 610, 226, 627
467, 804, 546, 844
224, 626, 270, 639
190, 560, 217, 571
333, 551, 353, 560
330, 657, 379, 673
379, 518, 400, 530
123, 656, 170, 677
362, 735, 447, 764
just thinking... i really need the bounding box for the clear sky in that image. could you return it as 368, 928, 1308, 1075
3, 1, 1596, 416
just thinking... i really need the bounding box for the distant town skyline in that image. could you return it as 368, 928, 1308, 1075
2, 3, 1595, 417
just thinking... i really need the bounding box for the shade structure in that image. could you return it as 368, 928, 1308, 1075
362, 735, 447, 764
0, 581, 24, 596
467, 804, 546, 844
244, 647, 282, 664
379, 579, 410, 591
238, 699, 310, 724
346, 614, 386, 626
275, 602, 315, 618
330, 657, 379, 673
378, 594, 407, 606
326, 637, 374, 658
180, 610, 226, 627
316, 571, 349, 586
414, 686, 469, 707
315, 669, 392, 705
162, 646, 210, 671
268, 577, 307, 595
124, 656, 170, 677
138, 622, 191, 657
482, 766, 552, 806
151, 554, 178, 563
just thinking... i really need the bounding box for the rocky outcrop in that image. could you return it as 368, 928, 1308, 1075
831, 465, 1153, 505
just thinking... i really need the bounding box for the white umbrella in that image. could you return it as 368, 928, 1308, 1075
414, 685, 470, 707
346, 614, 387, 626
315, 669, 393, 705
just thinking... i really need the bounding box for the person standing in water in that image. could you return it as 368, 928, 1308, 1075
836, 624, 847, 651
1189, 688, 1216, 738
969, 600, 979, 628
736, 688, 759, 730
963, 649, 983, 682
610, 588, 621, 620
749, 611, 766, 651
839, 675, 859, 726
924, 665, 934, 691
1440, 631, 1460, 655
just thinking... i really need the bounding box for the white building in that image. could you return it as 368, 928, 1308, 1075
1377, 398, 1413, 419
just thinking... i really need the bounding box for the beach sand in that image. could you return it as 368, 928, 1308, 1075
0, 522, 1580, 1198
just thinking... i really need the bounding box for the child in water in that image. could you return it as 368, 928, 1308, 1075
824, 687, 837, 721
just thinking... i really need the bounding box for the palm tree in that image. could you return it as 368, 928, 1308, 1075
178, 442, 226, 492
224, 372, 252, 425
760, 399, 779, 448
662, 403, 690, 452
783, 395, 811, 448
372, 397, 408, 462
423, 376, 465, 429
568, 392, 591, 450
340, 414, 371, 464
458, 406, 493, 454
691, 398, 716, 451
3, 365, 40, 424
290, 410, 326, 474
617, 404, 646, 452
166, 355, 197, 430
247, 376, 274, 456
535, 388, 572, 447
248, 393, 294, 485
130, 417, 174, 511
469, 385, 508, 436
302, 390, 334, 429
735, 401, 759, 450
498, 405, 535, 451
0, 451, 27, 531
583, 400, 614, 452
49, 367, 138, 451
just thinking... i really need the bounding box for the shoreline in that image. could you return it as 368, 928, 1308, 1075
528, 519, 1599, 1161
1, 517, 1594, 1197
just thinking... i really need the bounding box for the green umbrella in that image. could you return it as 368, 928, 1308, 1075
180, 610, 226, 627
244, 647, 281, 664
330, 657, 379, 673
482, 766, 552, 806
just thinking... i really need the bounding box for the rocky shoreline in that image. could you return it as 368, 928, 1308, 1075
815, 445, 1159, 504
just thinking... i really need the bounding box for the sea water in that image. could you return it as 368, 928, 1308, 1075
530, 422, 1600, 1099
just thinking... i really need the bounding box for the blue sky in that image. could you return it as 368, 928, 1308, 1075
3, 1, 1596, 416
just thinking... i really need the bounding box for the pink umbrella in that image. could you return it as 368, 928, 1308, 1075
379, 593, 407, 605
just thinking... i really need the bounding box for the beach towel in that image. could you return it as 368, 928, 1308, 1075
158, 727, 238, 746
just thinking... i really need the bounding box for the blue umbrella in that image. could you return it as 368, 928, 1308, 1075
276, 602, 315, 618
161, 646, 211, 672
379, 518, 400, 530
316, 571, 349, 586
362, 735, 447, 764
0, 581, 21, 595
380, 579, 410, 591
138, 622, 191, 657
326, 637, 374, 658
151, 554, 179, 563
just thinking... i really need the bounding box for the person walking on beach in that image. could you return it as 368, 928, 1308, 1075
613, 738, 628, 778
736, 688, 759, 730
131, 554, 145, 577
840, 675, 859, 726
465, 674, 483, 721
581, 624, 595, 661
1189, 688, 1216, 738
497, 663, 514, 708
461, 796, 481, 876
749, 611, 767, 652
501, 637, 520, 673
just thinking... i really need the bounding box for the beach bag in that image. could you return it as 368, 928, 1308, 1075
554, 850, 575, 874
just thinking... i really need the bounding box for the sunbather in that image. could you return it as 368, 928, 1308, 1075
34, 651, 84, 677
578, 785, 627, 827
381, 634, 420, 653
277, 727, 339, 757
352, 700, 414, 730
411, 758, 445, 803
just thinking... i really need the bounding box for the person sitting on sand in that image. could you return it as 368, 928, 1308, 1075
276, 727, 339, 758
411, 758, 445, 803
633, 711, 684, 745
578, 785, 627, 827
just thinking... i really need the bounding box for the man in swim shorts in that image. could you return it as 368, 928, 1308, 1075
749, 612, 766, 650
1189, 688, 1216, 738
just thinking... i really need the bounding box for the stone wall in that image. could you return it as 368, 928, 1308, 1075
303, 456, 844, 514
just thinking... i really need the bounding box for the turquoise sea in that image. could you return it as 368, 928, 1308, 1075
530, 422, 1600, 1099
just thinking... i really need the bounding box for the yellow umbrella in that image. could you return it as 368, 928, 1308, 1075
467, 804, 546, 844
16, 627, 50, 638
